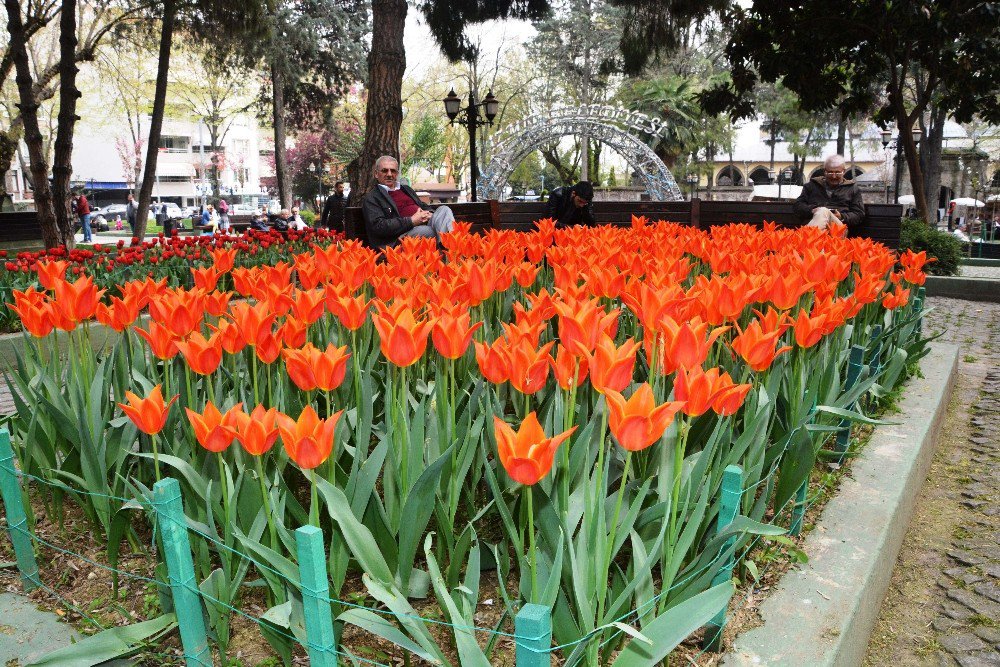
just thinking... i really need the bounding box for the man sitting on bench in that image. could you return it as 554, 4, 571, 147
361, 155, 454, 250
793, 154, 865, 230
547, 180, 596, 228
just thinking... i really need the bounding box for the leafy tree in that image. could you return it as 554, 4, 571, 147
700, 0, 1000, 223
401, 113, 447, 180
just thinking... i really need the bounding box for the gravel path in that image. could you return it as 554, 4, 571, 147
866, 297, 1000, 667
959, 265, 1000, 280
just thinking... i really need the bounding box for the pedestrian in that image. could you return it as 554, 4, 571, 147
125, 193, 139, 232
75, 190, 93, 242
321, 181, 347, 232
217, 199, 231, 234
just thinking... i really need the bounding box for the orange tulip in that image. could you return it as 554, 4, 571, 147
118, 384, 177, 435
228, 301, 278, 347
203, 290, 232, 317
95, 296, 140, 333
605, 384, 685, 451
792, 308, 828, 348
135, 321, 180, 360
331, 293, 371, 331
280, 315, 309, 349
474, 338, 511, 384
551, 345, 589, 390
731, 318, 792, 372
10, 289, 53, 338
211, 319, 247, 354
276, 405, 343, 470
230, 405, 279, 456
674, 366, 729, 417
52, 275, 104, 323
175, 331, 224, 375
431, 307, 483, 360
514, 262, 539, 288
508, 340, 554, 395
148, 290, 204, 338
191, 266, 221, 291
584, 334, 640, 395
656, 316, 729, 372
493, 412, 576, 485
35, 260, 69, 291
882, 285, 911, 309
185, 402, 242, 453
208, 247, 237, 273
554, 297, 619, 354
283, 343, 350, 392
371, 302, 435, 367
712, 379, 752, 417
255, 330, 283, 364
290, 288, 326, 324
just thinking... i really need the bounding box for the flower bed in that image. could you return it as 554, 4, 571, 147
2, 219, 930, 665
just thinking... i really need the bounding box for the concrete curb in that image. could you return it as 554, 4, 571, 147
723, 341, 960, 667
923, 276, 1000, 303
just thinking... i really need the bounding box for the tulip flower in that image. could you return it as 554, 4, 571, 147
118, 385, 178, 480
230, 405, 280, 456
35, 260, 69, 291
431, 308, 483, 360
9, 289, 53, 338
203, 290, 232, 317
52, 275, 104, 324
208, 246, 237, 273
731, 319, 792, 372
185, 402, 241, 453
283, 343, 350, 392
228, 301, 278, 348
605, 384, 686, 452
372, 302, 435, 368
550, 345, 589, 390
175, 331, 224, 376
508, 340, 554, 396
290, 288, 326, 324
793, 308, 828, 348
493, 412, 575, 486
674, 366, 730, 417
135, 321, 180, 360
656, 316, 729, 372
148, 290, 204, 338
191, 266, 221, 291
555, 297, 619, 354
330, 293, 371, 331
584, 334, 640, 395
474, 338, 510, 384
276, 405, 343, 471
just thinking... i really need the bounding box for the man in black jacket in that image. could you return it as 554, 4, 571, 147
361, 155, 454, 250
320, 181, 347, 231
793, 155, 865, 229
547, 181, 596, 228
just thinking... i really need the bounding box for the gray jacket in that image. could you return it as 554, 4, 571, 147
360, 183, 431, 250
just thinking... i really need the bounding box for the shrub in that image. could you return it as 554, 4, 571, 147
899, 217, 962, 275
300, 209, 316, 227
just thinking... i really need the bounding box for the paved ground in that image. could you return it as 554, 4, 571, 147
958, 265, 1000, 279
866, 297, 1000, 667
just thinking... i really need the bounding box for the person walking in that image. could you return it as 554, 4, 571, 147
125, 193, 138, 232
75, 190, 93, 242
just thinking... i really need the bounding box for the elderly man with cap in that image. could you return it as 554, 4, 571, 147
361, 155, 455, 250
547, 180, 596, 229
793, 154, 865, 230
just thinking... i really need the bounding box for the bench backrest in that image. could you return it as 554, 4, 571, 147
0, 212, 44, 242
344, 198, 903, 248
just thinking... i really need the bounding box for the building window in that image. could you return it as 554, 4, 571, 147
158, 136, 190, 153
809, 167, 825, 180
159, 176, 192, 183
845, 166, 864, 180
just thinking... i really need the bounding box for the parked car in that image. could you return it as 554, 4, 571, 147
183, 206, 200, 218
230, 204, 256, 215
147, 203, 184, 221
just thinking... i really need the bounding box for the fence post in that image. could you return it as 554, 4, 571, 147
0, 428, 39, 591
690, 196, 702, 230
153, 478, 211, 667
515, 603, 552, 667
296, 525, 339, 667
703, 464, 743, 651
835, 345, 866, 454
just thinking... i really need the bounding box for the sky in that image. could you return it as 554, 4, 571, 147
403, 12, 537, 79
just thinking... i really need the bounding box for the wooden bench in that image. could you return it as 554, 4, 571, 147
0, 212, 44, 243
344, 198, 903, 248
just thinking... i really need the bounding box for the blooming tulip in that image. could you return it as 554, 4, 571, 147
493, 412, 575, 485
276, 405, 343, 470
185, 402, 241, 453
118, 385, 177, 435
605, 384, 685, 451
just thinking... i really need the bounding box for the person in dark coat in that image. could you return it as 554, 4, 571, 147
793, 155, 865, 229
546, 181, 596, 228
360, 155, 454, 250
321, 181, 347, 231
125, 194, 138, 232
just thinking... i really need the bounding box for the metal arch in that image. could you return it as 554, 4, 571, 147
479, 105, 684, 201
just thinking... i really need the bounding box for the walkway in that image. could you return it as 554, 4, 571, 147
866, 296, 1000, 667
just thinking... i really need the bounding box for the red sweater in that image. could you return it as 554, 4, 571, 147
388, 188, 419, 218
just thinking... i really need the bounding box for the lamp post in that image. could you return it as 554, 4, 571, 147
889, 125, 923, 208
443, 88, 499, 202
685, 173, 698, 201
779, 167, 794, 200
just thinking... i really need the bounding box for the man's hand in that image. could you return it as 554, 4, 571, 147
412, 209, 432, 225
831, 209, 843, 220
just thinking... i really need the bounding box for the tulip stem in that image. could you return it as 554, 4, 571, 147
526, 485, 537, 604
606, 450, 632, 581
217, 452, 232, 552
400, 365, 409, 494
255, 456, 278, 550
150, 433, 162, 482
669, 416, 691, 548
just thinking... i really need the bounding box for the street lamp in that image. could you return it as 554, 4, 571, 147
685, 173, 698, 201
779, 167, 794, 199
443, 88, 499, 202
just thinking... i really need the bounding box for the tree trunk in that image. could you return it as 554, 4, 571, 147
350, 0, 406, 206
271, 62, 292, 207
836, 109, 847, 155
4, 0, 59, 248
922, 105, 946, 224
135, 0, 176, 242
51, 0, 80, 248
900, 118, 929, 224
